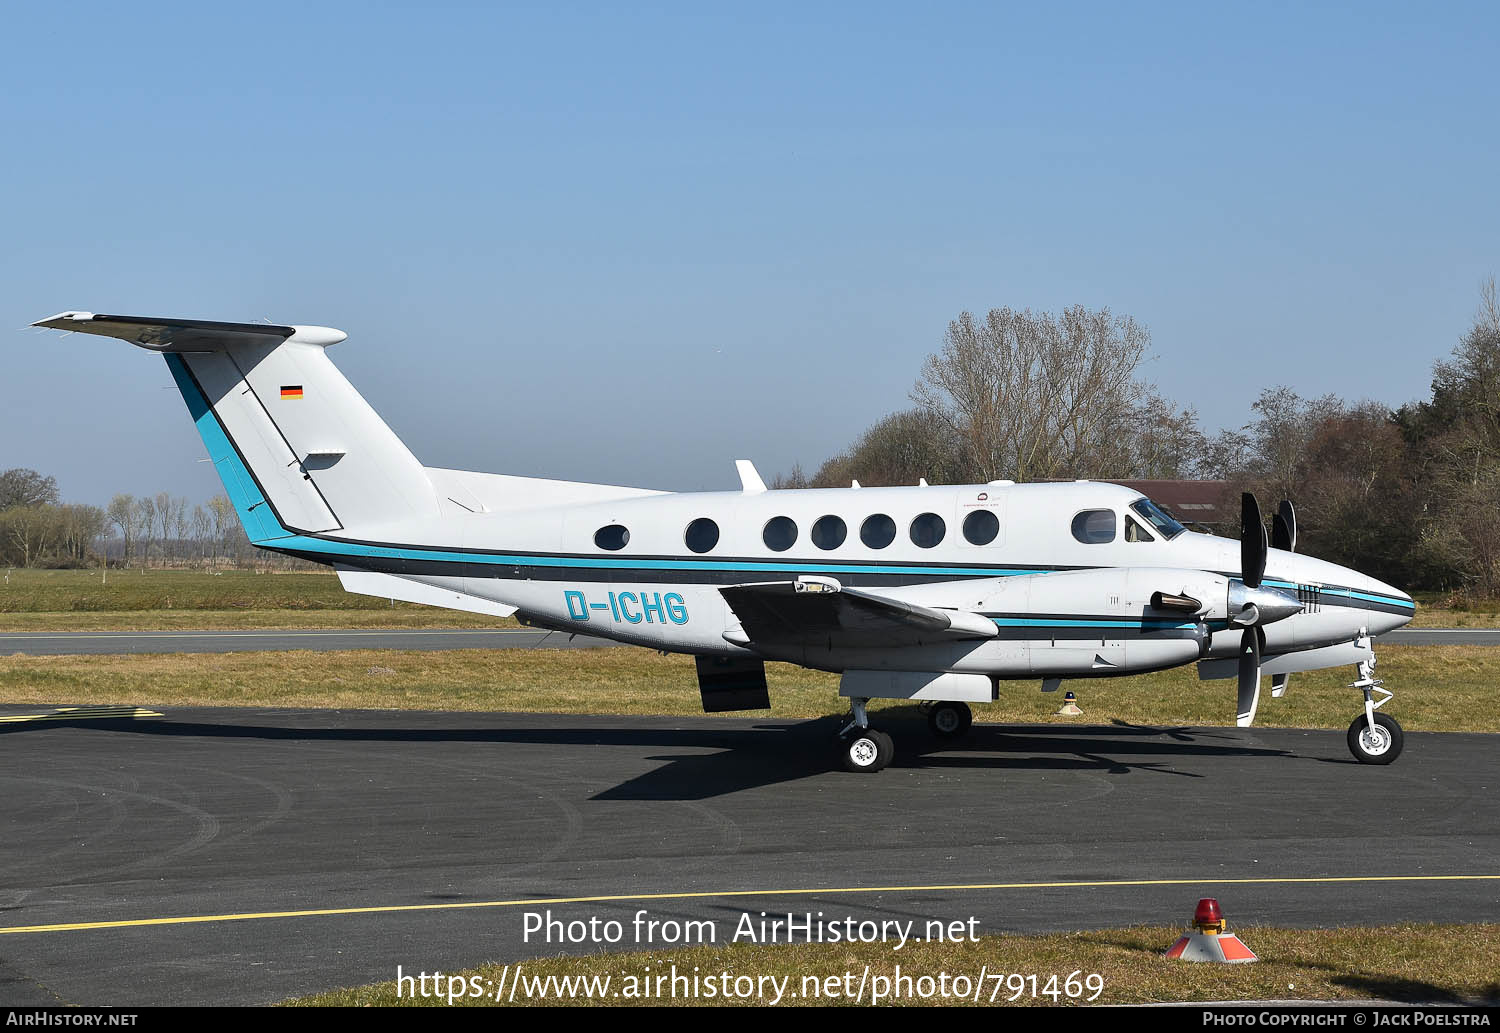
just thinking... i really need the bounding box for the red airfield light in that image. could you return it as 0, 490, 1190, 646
1166, 898, 1257, 963
1193, 898, 1226, 933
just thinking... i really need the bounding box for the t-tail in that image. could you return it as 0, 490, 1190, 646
31, 312, 439, 547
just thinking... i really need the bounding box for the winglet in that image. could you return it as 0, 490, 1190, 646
735, 459, 767, 494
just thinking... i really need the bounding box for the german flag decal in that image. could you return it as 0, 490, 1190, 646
281, 385, 304, 400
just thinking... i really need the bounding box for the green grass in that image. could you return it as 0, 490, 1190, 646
286, 923, 1500, 1006
0, 609, 504, 631
0, 568, 363, 611
0, 644, 1494, 732
0, 569, 511, 629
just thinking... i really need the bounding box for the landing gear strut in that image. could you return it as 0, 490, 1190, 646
1347, 655, 1403, 764
839, 697, 893, 773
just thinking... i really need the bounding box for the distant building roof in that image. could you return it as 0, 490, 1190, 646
1110, 479, 1233, 526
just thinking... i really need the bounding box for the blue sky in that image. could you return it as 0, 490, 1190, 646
2, 1, 1496, 505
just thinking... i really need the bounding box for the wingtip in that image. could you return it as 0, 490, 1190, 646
31, 310, 94, 329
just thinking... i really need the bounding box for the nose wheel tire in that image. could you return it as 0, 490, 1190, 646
1347, 712, 1403, 765
840, 728, 894, 772
927, 701, 973, 739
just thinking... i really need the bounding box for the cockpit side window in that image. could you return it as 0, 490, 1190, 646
1125, 515, 1155, 542
1130, 498, 1186, 540
1070, 509, 1116, 544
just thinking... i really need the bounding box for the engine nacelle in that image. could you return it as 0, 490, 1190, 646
958, 566, 1229, 676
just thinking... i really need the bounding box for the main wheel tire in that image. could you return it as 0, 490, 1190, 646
840, 729, 890, 773
1347, 712, 1403, 765
871, 729, 896, 769
928, 701, 973, 739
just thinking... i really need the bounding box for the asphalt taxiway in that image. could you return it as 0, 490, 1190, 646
0, 626, 1489, 655
1, 706, 1495, 1006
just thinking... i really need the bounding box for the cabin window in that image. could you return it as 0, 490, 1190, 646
594, 524, 630, 551
811, 515, 847, 550
860, 513, 896, 549
1131, 498, 1186, 540
1125, 515, 1155, 542
1070, 509, 1116, 544
963, 509, 1000, 546
684, 517, 720, 554
909, 512, 946, 549
762, 516, 798, 552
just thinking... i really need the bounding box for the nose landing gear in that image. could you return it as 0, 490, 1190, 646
1347, 656, 1403, 764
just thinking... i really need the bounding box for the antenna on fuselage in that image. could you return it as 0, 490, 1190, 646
735, 459, 767, 494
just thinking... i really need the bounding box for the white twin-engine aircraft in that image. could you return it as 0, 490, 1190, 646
36, 312, 1417, 772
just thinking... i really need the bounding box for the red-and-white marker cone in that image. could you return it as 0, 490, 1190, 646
1164, 898, 1258, 963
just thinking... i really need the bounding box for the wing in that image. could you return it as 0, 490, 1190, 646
720, 577, 997, 649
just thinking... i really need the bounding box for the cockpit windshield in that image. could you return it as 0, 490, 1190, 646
1130, 498, 1186, 540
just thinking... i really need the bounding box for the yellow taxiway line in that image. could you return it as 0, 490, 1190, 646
3, 874, 1497, 936
0, 706, 163, 724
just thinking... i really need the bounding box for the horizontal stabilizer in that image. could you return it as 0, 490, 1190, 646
33, 311, 346, 351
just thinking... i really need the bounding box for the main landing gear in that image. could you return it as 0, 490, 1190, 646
1347, 656, 1403, 765
926, 700, 973, 739
837, 699, 976, 772
839, 697, 894, 773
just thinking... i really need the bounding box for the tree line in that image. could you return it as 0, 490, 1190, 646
0, 472, 304, 571
776, 279, 1500, 598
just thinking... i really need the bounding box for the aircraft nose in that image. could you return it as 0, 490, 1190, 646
1363, 575, 1414, 634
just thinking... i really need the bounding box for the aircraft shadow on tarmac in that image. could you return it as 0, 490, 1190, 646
1, 709, 1294, 801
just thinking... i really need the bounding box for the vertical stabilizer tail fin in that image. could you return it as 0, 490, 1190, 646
33, 312, 438, 543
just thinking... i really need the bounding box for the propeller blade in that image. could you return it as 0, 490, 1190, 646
1272, 499, 1297, 553
1236, 627, 1262, 727
1240, 492, 1267, 589
1271, 673, 1290, 698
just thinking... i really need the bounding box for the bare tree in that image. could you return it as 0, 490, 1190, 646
1126, 392, 1208, 480
769, 464, 811, 490
135, 496, 157, 568
153, 492, 176, 566
56, 504, 107, 566
191, 505, 212, 567
3, 506, 56, 567
811, 408, 967, 486
106, 494, 137, 568
207, 495, 236, 570
912, 305, 1153, 482
169, 497, 189, 566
